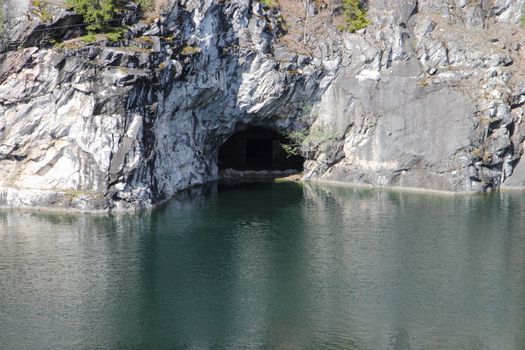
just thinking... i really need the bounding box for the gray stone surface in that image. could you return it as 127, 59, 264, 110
1, 0, 525, 212
305, 0, 525, 193
0, 0, 336, 211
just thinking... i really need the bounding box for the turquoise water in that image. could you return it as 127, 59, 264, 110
1, 182, 525, 349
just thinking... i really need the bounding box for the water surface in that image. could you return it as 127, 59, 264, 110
1, 182, 525, 349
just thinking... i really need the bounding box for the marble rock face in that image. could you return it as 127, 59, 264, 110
1, 0, 525, 211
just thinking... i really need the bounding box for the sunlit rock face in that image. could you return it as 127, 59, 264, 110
306, 0, 525, 192
0, 0, 338, 211
1, 0, 525, 211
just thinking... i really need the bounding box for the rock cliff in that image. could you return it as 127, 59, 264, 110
0, 0, 525, 212
308, 0, 525, 193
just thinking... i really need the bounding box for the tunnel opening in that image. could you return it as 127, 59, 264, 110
218, 127, 304, 177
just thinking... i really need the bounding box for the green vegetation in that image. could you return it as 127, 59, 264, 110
76, 27, 124, 44
53, 39, 82, 49
521, 6, 525, 28
65, 0, 120, 32
0, 0, 5, 39
341, 0, 369, 33
260, 0, 278, 9
282, 130, 308, 157
135, 0, 153, 11
280, 104, 334, 157
80, 33, 98, 43
54, 25, 124, 48
180, 45, 201, 56
61, 0, 160, 45
137, 35, 155, 44
282, 124, 337, 157
31, 0, 53, 22
105, 27, 126, 41
62, 0, 132, 45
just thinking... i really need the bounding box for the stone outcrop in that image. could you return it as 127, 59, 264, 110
305, 0, 525, 193
0, 0, 525, 212
0, 0, 337, 211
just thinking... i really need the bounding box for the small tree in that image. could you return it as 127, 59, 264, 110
282, 124, 337, 159
135, 0, 154, 11
65, 0, 121, 32
342, 0, 369, 33
0, 0, 5, 39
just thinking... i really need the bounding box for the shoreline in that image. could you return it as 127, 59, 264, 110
1, 179, 525, 216
303, 178, 523, 197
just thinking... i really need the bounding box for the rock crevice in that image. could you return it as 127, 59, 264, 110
0, 0, 525, 211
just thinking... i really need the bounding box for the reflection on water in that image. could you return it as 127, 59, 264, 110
1, 183, 525, 349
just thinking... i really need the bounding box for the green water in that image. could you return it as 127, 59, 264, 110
1, 182, 525, 349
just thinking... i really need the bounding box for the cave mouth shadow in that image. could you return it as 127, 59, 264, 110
218, 126, 304, 176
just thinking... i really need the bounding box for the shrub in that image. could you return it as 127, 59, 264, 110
180, 45, 201, 56
260, 0, 278, 9
282, 124, 337, 158
65, 0, 120, 32
106, 27, 126, 42
282, 130, 308, 156
54, 39, 83, 50
135, 0, 153, 11
31, 0, 53, 22
135, 0, 170, 16
80, 33, 98, 43
341, 0, 369, 33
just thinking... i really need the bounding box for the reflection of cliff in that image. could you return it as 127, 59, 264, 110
0, 211, 153, 348
1, 183, 525, 347
301, 183, 525, 349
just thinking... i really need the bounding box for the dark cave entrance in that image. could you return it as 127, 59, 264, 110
246, 138, 273, 168
218, 127, 304, 172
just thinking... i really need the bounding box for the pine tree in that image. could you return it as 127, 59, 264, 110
65, 0, 121, 32
342, 0, 369, 33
